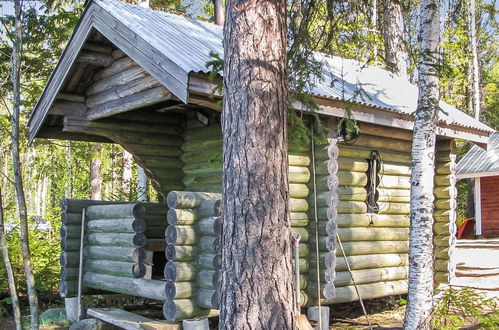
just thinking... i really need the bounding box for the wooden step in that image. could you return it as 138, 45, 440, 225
87, 308, 180, 330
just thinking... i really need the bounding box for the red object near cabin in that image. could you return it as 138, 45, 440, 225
480, 176, 499, 237
457, 218, 475, 239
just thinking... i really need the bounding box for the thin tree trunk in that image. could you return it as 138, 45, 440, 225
90, 144, 103, 200
11, 1, 39, 328
65, 141, 72, 198
220, 0, 294, 328
404, 0, 440, 328
383, 0, 408, 77
137, 166, 148, 202
121, 150, 133, 199
0, 187, 22, 330
468, 0, 481, 119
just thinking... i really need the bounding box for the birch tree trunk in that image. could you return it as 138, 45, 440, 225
468, 0, 481, 119
0, 188, 22, 330
90, 144, 103, 200
220, 0, 295, 327
11, 1, 39, 328
121, 149, 133, 198
404, 0, 440, 328
383, 0, 408, 77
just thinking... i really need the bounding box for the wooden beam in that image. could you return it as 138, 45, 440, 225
86, 86, 172, 120
56, 93, 85, 103
36, 126, 112, 143
65, 63, 88, 92
87, 308, 181, 330
93, 57, 137, 81
48, 101, 87, 116
82, 42, 113, 54
86, 66, 145, 96
76, 51, 114, 67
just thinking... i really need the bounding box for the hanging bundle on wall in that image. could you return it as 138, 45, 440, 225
366, 150, 381, 213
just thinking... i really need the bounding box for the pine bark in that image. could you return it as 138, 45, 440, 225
404, 0, 440, 328
220, 0, 294, 328
0, 188, 22, 330
90, 144, 102, 200
11, 1, 39, 328
383, 0, 408, 77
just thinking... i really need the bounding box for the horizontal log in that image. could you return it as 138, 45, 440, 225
163, 299, 218, 321
86, 218, 146, 234
165, 281, 195, 299
167, 208, 197, 225
435, 174, 454, 186
334, 266, 408, 287
61, 239, 80, 252
166, 245, 196, 262
434, 235, 451, 247
321, 279, 408, 303
434, 186, 457, 199
290, 198, 309, 212
83, 272, 167, 300
167, 191, 222, 209
436, 162, 452, 175
86, 232, 147, 247
76, 51, 114, 67
87, 66, 145, 96
85, 259, 145, 278
377, 189, 411, 203
434, 259, 449, 272
183, 125, 222, 142
82, 41, 113, 54
181, 148, 223, 164
164, 261, 197, 282
198, 217, 220, 236
337, 187, 367, 202
289, 154, 311, 166
434, 209, 452, 222
343, 134, 412, 153
94, 57, 137, 81
182, 139, 222, 154
183, 173, 221, 186
336, 213, 410, 228
60, 252, 79, 268
85, 245, 146, 263
183, 161, 222, 175
337, 201, 367, 214
377, 202, 410, 215
61, 225, 81, 240
435, 199, 453, 210
338, 146, 411, 164
165, 225, 199, 245
62, 199, 129, 213
184, 184, 221, 193
56, 93, 86, 103
196, 289, 215, 309
380, 163, 411, 176
61, 267, 78, 281
335, 253, 408, 271
434, 222, 450, 235
86, 75, 162, 108
289, 166, 311, 183
434, 271, 449, 284
196, 270, 216, 289
336, 227, 409, 242
316, 171, 367, 189
87, 86, 172, 120
378, 175, 411, 190
290, 184, 309, 199
198, 254, 217, 270
62, 212, 82, 226
337, 241, 409, 256
316, 158, 367, 174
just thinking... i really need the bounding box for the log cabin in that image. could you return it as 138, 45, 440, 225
28, 0, 494, 322
457, 132, 499, 237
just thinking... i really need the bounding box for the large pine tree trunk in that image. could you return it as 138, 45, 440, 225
404, 0, 440, 328
468, 0, 481, 119
90, 144, 103, 200
11, 1, 39, 328
383, 0, 408, 77
0, 188, 22, 330
220, 0, 295, 328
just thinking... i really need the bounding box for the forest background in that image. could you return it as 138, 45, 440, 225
0, 0, 497, 316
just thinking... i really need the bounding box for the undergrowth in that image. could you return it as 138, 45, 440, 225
432, 287, 499, 329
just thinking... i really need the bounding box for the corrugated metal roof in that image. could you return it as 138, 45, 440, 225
457, 132, 499, 175
96, 0, 492, 133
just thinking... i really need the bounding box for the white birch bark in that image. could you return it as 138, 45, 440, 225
137, 166, 148, 202
121, 149, 133, 198
404, 0, 440, 328
90, 144, 103, 200
468, 0, 481, 119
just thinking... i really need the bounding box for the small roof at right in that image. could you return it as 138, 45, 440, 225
457, 132, 499, 179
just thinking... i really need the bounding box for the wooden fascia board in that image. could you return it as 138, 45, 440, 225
28, 4, 95, 144
456, 171, 499, 180
188, 74, 490, 144
91, 5, 188, 103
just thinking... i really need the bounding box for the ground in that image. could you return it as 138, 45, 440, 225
1, 239, 498, 329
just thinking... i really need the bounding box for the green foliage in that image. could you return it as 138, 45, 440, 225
432, 287, 499, 329
337, 104, 361, 142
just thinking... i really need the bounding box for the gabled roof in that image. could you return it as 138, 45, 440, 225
28, 0, 494, 143
457, 132, 499, 178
